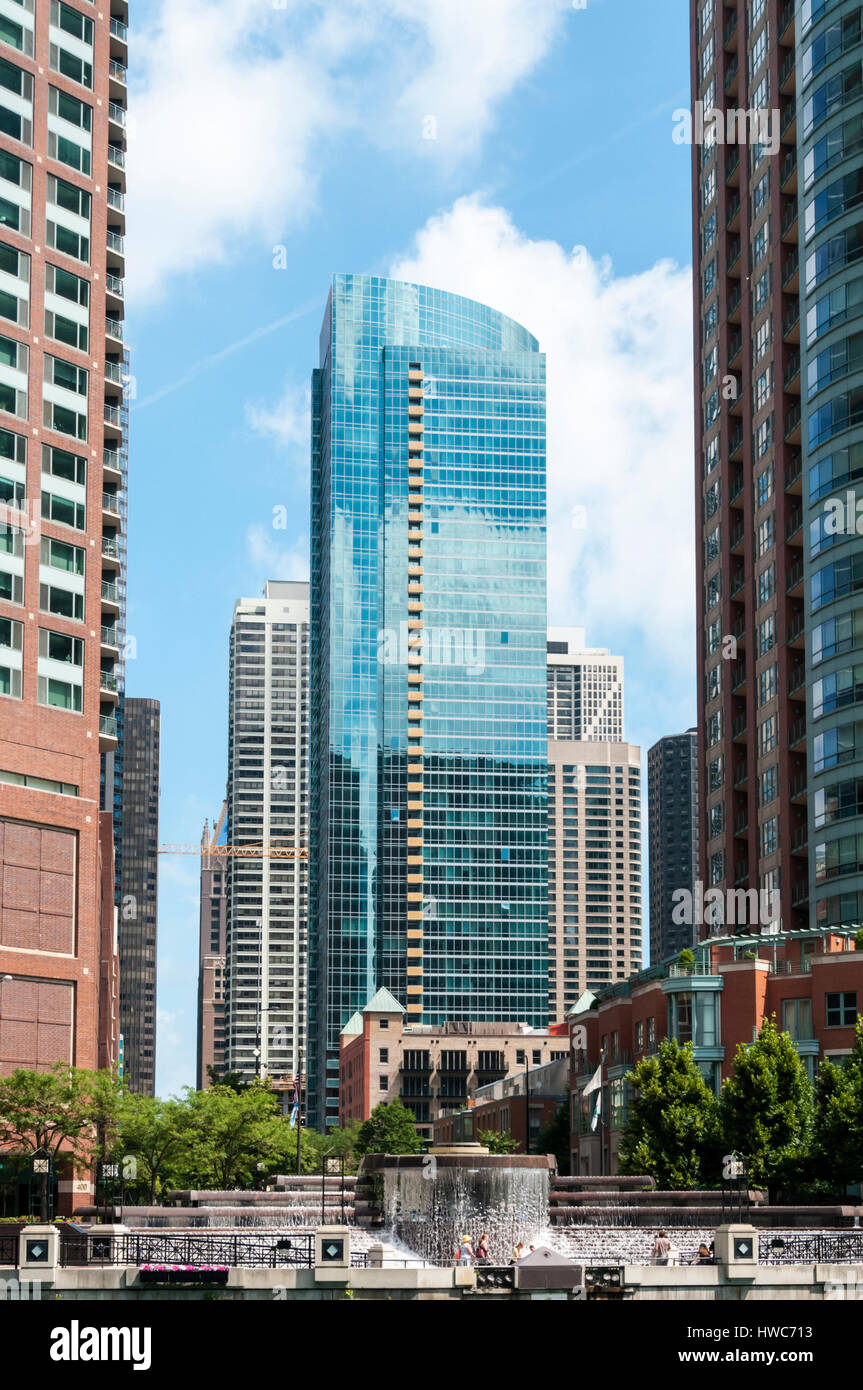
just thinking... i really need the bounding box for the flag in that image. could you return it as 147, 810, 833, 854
590, 1088, 602, 1133
289, 1103, 299, 1130
582, 1062, 602, 1096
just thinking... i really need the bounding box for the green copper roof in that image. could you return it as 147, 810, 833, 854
340, 1012, 364, 1036
362, 988, 405, 1015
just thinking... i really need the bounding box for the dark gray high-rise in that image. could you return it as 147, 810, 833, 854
117, 697, 160, 1094
648, 729, 698, 963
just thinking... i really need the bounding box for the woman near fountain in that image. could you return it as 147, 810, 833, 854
652, 1230, 672, 1266
456, 1236, 474, 1265
475, 1233, 491, 1266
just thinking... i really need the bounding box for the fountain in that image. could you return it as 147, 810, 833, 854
358, 1144, 554, 1265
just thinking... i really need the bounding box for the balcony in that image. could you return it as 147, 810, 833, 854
730, 519, 745, 554
785, 450, 802, 492
783, 348, 801, 390
785, 504, 803, 540
790, 772, 807, 803
99, 713, 118, 750
784, 401, 802, 442
724, 56, 739, 96
786, 556, 804, 595
103, 448, 122, 478
101, 579, 120, 611
109, 59, 127, 86
100, 670, 119, 702
732, 714, 748, 740
107, 187, 125, 212
779, 0, 795, 40
108, 143, 125, 171
726, 191, 741, 231
788, 662, 806, 694
725, 145, 740, 182
728, 426, 744, 461
723, 11, 737, 46
726, 237, 742, 274
102, 537, 121, 567
729, 467, 744, 503
782, 248, 799, 290
101, 625, 119, 652
104, 403, 123, 436
733, 858, 749, 885
731, 657, 747, 690
727, 282, 742, 319
106, 272, 124, 301
781, 197, 798, 241
789, 716, 807, 749
783, 301, 800, 342
733, 760, 748, 788
108, 102, 126, 129
780, 49, 796, 93
787, 610, 805, 645
105, 317, 124, 342
734, 812, 749, 837
791, 824, 809, 854
780, 162, 798, 211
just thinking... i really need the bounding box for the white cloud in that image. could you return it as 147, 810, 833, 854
390, 196, 696, 683
245, 523, 310, 587
128, 0, 570, 297
246, 380, 311, 451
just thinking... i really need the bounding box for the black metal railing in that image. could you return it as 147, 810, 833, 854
59, 1232, 316, 1269
760, 1233, 863, 1265
0, 1233, 18, 1266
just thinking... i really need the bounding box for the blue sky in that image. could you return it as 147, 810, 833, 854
124, 0, 695, 1097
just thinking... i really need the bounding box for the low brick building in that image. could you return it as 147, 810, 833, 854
569, 928, 863, 1176
433, 1056, 568, 1152
339, 989, 569, 1142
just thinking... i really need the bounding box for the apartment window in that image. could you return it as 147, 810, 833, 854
759, 715, 777, 755
47, 86, 92, 177
759, 615, 775, 654
759, 765, 778, 806
0, 613, 22, 698
754, 365, 773, 412
42, 443, 85, 486
753, 318, 772, 365
755, 464, 774, 509
759, 817, 778, 857
826, 992, 858, 1027
752, 218, 771, 268
756, 564, 774, 608
708, 754, 724, 791
752, 169, 770, 219
379, 1048, 388, 1064
0, 55, 33, 146
0, 329, 26, 417
758, 664, 777, 705
754, 268, 771, 312
41, 489, 84, 531
757, 513, 775, 556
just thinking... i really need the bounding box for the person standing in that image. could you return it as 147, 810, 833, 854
475, 1233, 491, 1266
457, 1235, 474, 1266
652, 1230, 672, 1265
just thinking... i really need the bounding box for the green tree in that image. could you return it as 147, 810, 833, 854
0, 1064, 120, 1219
618, 1039, 721, 1189
477, 1129, 520, 1154
353, 1099, 422, 1156
720, 1015, 814, 1198
117, 1093, 194, 1205
534, 1096, 571, 1173
177, 1082, 296, 1189
812, 1018, 863, 1193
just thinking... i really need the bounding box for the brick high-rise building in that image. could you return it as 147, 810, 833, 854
0, 1, 127, 1096
117, 697, 159, 1095
197, 802, 228, 1089
692, 0, 808, 936
693, 0, 863, 943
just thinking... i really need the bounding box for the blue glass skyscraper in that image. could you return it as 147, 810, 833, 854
309, 274, 548, 1127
